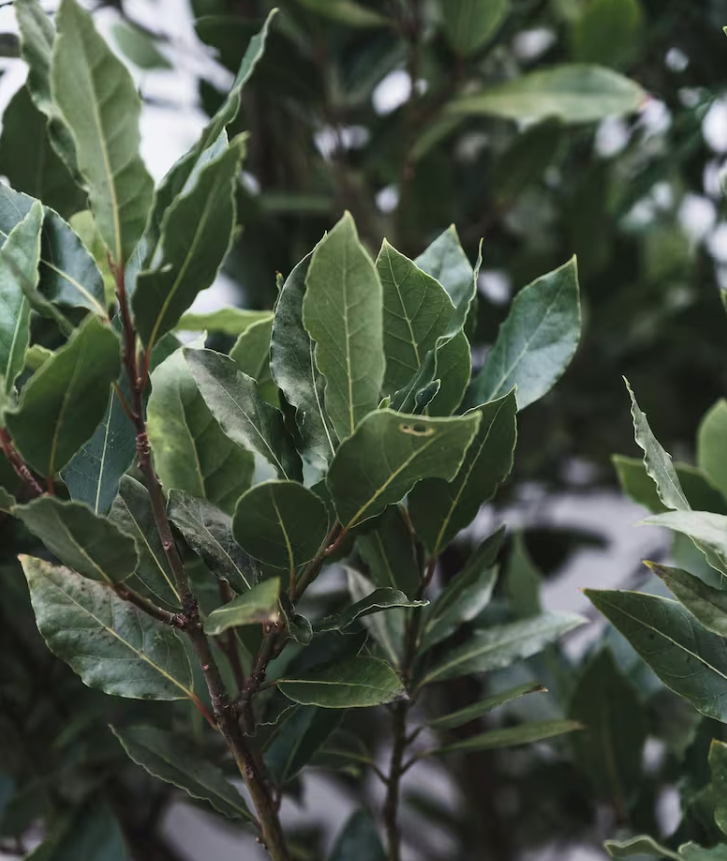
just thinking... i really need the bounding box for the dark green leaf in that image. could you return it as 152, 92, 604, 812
442, 0, 509, 56
317, 588, 426, 633
264, 705, 342, 786
571, 0, 643, 69
27, 801, 130, 861
505, 532, 542, 618
649, 563, 727, 639
205, 579, 281, 635
431, 719, 581, 755
293, 0, 389, 27
328, 810, 387, 861
111, 725, 252, 819
6, 315, 120, 476
327, 409, 480, 528
409, 391, 517, 554
21, 555, 194, 700
494, 119, 563, 203
357, 505, 420, 596
710, 740, 727, 836
278, 656, 405, 708
13, 496, 138, 584
428, 682, 547, 730
303, 213, 385, 441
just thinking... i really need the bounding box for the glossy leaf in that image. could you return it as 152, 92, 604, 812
13, 496, 138, 584
6, 316, 120, 476
698, 399, 727, 501
585, 589, 727, 722
0, 201, 40, 396
111, 725, 252, 819
264, 705, 342, 786
604, 837, 681, 861
167, 490, 253, 592
428, 682, 547, 730
649, 563, 727, 639
271, 253, 338, 482
431, 719, 581, 755
420, 612, 585, 687
449, 65, 644, 123
133, 137, 246, 350
232, 480, 329, 572
421, 527, 505, 650
317, 588, 426, 632
184, 348, 302, 480
409, 392, 517, 555
442, 0, 509, 56
327, 409, 480, 528
148, 348, 254, 515
21, 555, 194, 700
109, 476, 180, 606
328, 810, 387, 861
357, 506, 420, 596
568, 648, 647, 805
303, 213, 385, 441
52, 0, 154, 263
205, 579, 281, 635
469, 258, 580, 410
278, 656, 405, 708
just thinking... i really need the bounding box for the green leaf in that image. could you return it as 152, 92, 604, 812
168, 490, 253, 592
271, 253, 338, 482
430, 719, 581, 755
230, 314, 276, 402
505, 532, 542, 618
0, 86, 85, 219
414, 225, 475, 331
0, 185, 106, 318
27, 801, 130, 861
303, 213, 385, 441
469, 258, 580, 410
317, 588, 426, 633
232, 480, 329, 573
328, 810, 387, 861
642, 512, 727, 571
709, 740, 727, 836
111, 725, 252, 819
148, 348, 254, 515
419, 612, 585, 687
420, 527, 505, 651
52, 0, 154, 263
448, 65, 645, 124
346, 568, 406, 666
442, 0, 509, 56
585, 589, 727, 722
293, 0, 389, 28
409, 392, 517, 555
0, 201, 40, 396
494, 118, 563, 204
205, 578, 281, 635
133, 137, 246, 350
571, 0, 643, 69
278, 656, 405, 708
6, 315, 120, 476
604, 836, 682, 861
178, 308, 271, 336
112, 22, 172, 70
648, 563, 727, 639
428, 682, 547, 730
679, 845, 727, 861
698, 399, 727, 501
21, 555, 194, 700
264, 705, 342, 786
13, 496, 138, 584
109, 476, 180, 606
613, 454, 666, 513
568, 648, 647, 806
184, 348, 302, 481
357, 506, 420, 596
327, 409, 480, 528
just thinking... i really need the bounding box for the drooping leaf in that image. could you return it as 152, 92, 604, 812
0, 86, 85, 219
419, 612, 585, 687
167, 490, 253, 592
604, 836, 681, 861
270, 252, 338, 482
148, 348, 254, 515
420, 527, 505, 651
698, 399, 727, 502
109, 476, 180, 606
278, 656, 405, 708
232, 480, 329, 573
428, 682, 547, 730
6, 315, 120, 476
20, 555, 194, 700
205, 578, 281, 635
111, 725, 252, 819
303, 213, 385, 441
27, 801, 130, 861
357, 506, 420, 596
52, 0, 154, 263
442, 0, 509, 56
184, 348, 302, 481
430, 719, 581, 755
469, 258, 580, 410
264, 705, 342, 786
568, 648, 647, 806
409, 391, 517, 555
13, 496, 138, 584
133, 137, 246, 350
710, 739, 727, 836
448, 65, 645, 123
328, 810, 387, 861
585, 589, 727, 722
178, 308, 271, 336
327, 409, 480, 528
648, 563, 727, 639
0, 201, 40, 396
317, 588, 426, 633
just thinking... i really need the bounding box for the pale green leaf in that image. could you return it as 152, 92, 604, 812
698, 399, 727, 502
178, 308, 271, 336
604, 836, 681, 860
278, 656, 404, 708
230, 313, 276, 402
205, 578, 281, 635
112, 22, 172, 70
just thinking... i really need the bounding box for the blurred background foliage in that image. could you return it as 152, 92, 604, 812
3, 0, 727, 859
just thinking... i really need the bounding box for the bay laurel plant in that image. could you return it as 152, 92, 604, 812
0, 1, 586, 858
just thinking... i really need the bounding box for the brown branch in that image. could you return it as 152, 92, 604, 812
113, 583, 184, 628
0, 427, 43, 498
